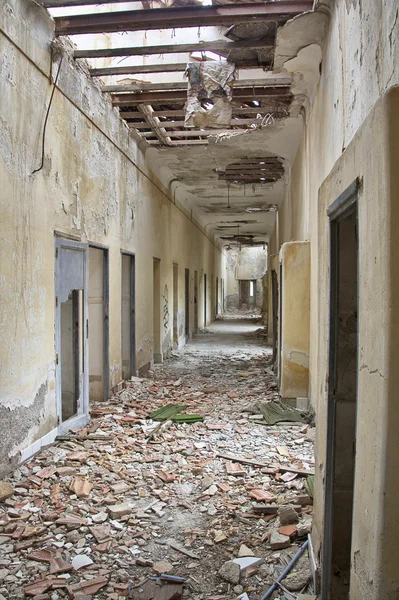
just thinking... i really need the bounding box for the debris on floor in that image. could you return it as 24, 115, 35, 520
0, 319, 315, 599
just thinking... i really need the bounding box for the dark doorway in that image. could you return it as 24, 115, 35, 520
271, 269, 278, 366
194, 271, 198, 332
173, 263, 178, 347
322, 181, 359, 600
55, 237, 89, 432
185, 268, 190, 340
204, 274, 207, 328
89, 245, 109, 401
121, 253, 136, 380
153, 258, 162, 363
216, 277, 219, 316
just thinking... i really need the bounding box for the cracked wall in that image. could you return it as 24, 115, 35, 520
0, 0, 224, 471
268, 2, 399, 598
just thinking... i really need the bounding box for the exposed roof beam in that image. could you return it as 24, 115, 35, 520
137, 104, 173, 146
55, 2, 313, 36
129, 117, 274, 129
91, 63, 188, 77
101, 73, 291, 93
101, 75, 291, 93
112, 87, 291, 105
147, 140, 209, 146
143, 129, 239, 138
43, 0, 142, 5
120, 106, 288, 118
74, 38, 273, 59
89, 60, 267, 78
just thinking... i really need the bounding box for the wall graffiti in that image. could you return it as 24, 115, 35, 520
162, 284, 169, 331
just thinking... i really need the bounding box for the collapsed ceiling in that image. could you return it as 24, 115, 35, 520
45, 0, 329, 247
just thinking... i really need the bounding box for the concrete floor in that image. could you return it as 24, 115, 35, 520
0, 316, 314, 599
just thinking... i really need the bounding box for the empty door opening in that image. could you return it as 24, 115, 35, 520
322, 183, 359, 600
271, 269, 278, 366
153, 259, 162, 363
173, 263, 178, 347
55, 238, 88, 432
204, 274, 207, 327
216, 277, 219, 316
185, 268, 190, 340
88, 246, 109, 401
121, 253, 136, 380
61, 290, 83, 421
194, 271, 198, 332
249, 280, 256, 306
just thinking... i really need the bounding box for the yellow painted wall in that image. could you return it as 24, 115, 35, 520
0, 0, 224, 472
270, 1, 399, 597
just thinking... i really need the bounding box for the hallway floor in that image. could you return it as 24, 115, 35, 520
0, 318, 315, 600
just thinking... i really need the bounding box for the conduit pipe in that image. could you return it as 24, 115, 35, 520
260, 539, 309, 600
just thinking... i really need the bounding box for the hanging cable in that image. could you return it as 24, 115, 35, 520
32, 57, 63, 176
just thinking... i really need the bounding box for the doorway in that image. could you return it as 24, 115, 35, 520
322, 182, 359, 600
88, 246, 109, 401
194, 270, 198, 333
153, 258, 162, 363
55, 237, 88, 432
185, 268, 190, 341
271, 269, 278, 366
204, 274, 207, 327
216, 277, 219, 316
121, 253, 136, 380
173, 263, 178, 347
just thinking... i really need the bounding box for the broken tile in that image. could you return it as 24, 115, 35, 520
225, 462, 246, 477
249, 489, 276, 502
69, 478, 94, 498
0, 482, 13, 502
238, 544, 254, 557
232, 557, 264, 572
107, 503, 132, 519
269, 531, 291, 550
72, 554, 94, 570
153, 559, 174, 574
49, 557, 73, 574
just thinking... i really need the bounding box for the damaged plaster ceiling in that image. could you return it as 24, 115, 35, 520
48, 0, 328, 247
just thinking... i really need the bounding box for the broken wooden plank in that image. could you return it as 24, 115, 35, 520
217, 452, 269, 468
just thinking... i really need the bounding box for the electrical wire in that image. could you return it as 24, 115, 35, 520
32, 57, 63, 175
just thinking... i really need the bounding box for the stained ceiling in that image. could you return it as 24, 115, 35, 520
45, 0, 328, 248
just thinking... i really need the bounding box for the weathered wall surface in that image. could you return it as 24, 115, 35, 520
225, 247, 267, 309
0, 0, 224, 474
268, 1, 399, 598
279, 241, 310, 400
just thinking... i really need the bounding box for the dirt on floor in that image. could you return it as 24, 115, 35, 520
0, 318, 315, 600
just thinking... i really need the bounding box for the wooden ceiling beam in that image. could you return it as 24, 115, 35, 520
121, 106, 288, 118
101, 75, 291, 93
111, 87, 291, 105
129, 117, 273, 129
137, 104, 173, 146
89, 60, 268, 78
74, 38, 273, 59
55, 2, 313, 36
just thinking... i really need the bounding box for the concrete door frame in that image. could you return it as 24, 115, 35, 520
322, 179, 359, 600
89, 242, 110, 401
55, 236, 89, 433
121, 251, 136, 378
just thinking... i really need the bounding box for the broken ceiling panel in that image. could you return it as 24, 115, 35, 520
184, 61, 236, 128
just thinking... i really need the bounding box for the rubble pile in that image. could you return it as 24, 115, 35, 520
0, 326, 315, 600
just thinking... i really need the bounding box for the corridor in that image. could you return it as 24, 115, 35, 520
0, 317, 314, 599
